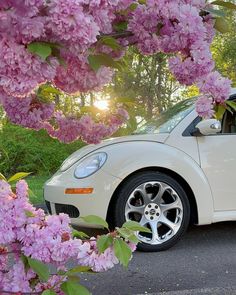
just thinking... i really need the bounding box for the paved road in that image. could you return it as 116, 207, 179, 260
79, 222, 236, 295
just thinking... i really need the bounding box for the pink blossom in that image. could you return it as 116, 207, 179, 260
46, 0, 99, 51
198, 71, 232, 104
0, 0, 231, 136
0, 39, 58, 97
77, 239, 119, 272
54, 53, 114, 94
85, 0, 119, 34
169, 41, 215, 85
0, 179, 138, 293
2, 94, 55, 130
16, 180, 29, 199
0, 181, 11, 198
196, 96, 214, 119
2, 260, 35, 293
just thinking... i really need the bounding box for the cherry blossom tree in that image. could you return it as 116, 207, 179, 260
1, 0, 236, 294
0, 0, 235, 144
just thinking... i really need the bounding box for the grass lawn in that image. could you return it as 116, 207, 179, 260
27, 175, 50, 204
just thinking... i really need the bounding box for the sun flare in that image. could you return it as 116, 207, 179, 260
94, 100, 109, 110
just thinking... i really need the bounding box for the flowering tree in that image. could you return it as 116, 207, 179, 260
0, 0, 235, 144
1, 0, 236, 294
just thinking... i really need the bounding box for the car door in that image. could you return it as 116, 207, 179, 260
197, 103, 236, 211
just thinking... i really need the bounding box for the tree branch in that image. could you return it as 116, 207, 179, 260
100, 31, 133, 39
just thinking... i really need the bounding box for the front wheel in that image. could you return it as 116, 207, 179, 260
111, 171, 190, 252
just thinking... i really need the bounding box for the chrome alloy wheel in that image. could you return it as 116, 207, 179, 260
125, 181, 183, 245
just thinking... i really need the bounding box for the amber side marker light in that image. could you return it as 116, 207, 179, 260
65, 188, 94, 194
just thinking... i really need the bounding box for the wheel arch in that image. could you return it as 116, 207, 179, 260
106, 166, 198, 227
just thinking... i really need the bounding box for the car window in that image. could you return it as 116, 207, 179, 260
134, 97, 196, 135
222, 108, 236, 134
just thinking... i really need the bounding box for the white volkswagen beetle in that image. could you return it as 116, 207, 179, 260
44, 89, 236, 251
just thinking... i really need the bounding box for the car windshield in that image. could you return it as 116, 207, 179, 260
134, 97, 197, 135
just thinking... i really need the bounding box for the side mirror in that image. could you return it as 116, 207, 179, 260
195, 119, 221, 136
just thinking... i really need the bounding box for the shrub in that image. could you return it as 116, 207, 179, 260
0, 123, 85, 177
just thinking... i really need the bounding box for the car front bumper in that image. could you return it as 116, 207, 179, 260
43, 168, 122, 228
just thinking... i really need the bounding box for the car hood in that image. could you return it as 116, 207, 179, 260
60, 133, 169, 171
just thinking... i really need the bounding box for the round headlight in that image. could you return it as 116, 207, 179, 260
74, 152, 107, 178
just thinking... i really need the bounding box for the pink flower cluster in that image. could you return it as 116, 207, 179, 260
129, 1, 208, 55
0, 0, 128, 143
195, 96, 214, 119
77, 238, 119, 272
0, 0, 233, 138
54, 53, 114, 94
128, 0, 231, 118
0, 39, 58, 97
46, 0, 99, 52
0, 0, 118, 98
0, 179, 135, 293
46, 108, 128, 144
1, 93, 55, 130
194, 71, 232, 118
1, 89, 128, 144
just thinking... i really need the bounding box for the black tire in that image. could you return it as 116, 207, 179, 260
111, 171, 190, 252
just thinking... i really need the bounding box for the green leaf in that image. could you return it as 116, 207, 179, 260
214, 104, 226, 120
226, 100, 236, 111
138, 0, 147, 4
57, 270, 66, 275
27, 42, 52, 60
27, 257, 50, 282
24, 210, 36, 218
117, 228, 139, 244
114, 238, 132, 268
72, 229, 89, 239
122, 221, 151, 233
0, 173, 7, 181
88, 55, 102, 71
8, 172, 32, 183
127, 234, 139, 244
88, 54, 126, 72
225, 105, 233, 114
80, 215, 109, 229
61, 281, 91, 295
67, 275, 81, 283
97, 235, 113, 254
214, 17, 230, 33
129, 3, 138, 11
42, 290, 57, 295
66, 266, 91, 275
21, 254, 30, 272
99, 36, 122, 51
211, 0, 236, 10
113, 21, 128, 32
39, 85, 61, 96
51, 46, 66, 66
203, 7, 226, 17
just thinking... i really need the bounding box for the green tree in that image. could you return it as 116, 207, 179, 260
212, 9, 236, 86
106, 49, 181, 119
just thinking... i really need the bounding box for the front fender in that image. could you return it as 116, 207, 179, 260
100, 141, 214, 225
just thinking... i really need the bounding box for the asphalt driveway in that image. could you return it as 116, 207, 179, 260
79, 221, 236, 295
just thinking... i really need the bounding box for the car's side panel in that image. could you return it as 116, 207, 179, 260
165, 110, 200, 164
213, 210, 236, 223
101, 141, 214, 225
197, 135, 236, 211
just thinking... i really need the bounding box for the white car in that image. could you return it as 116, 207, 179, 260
44, 89, 236, 252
